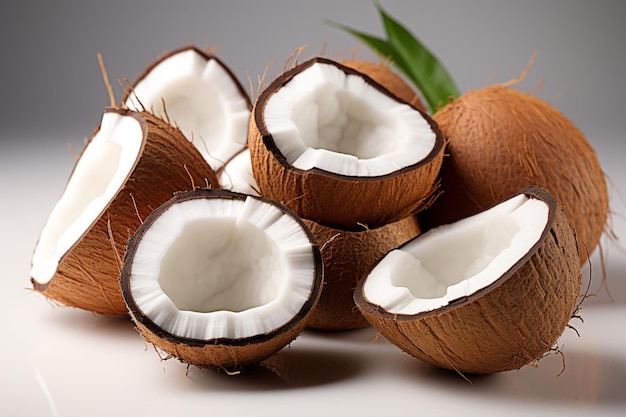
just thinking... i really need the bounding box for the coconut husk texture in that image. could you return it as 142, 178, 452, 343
355, 186, 582, 375
422, 85, 608, 265
303, 215, 421, 331
31, 108, 219, 315
341, 60, 427, 113
249, 57, 445, 230
120, 189, 324, 370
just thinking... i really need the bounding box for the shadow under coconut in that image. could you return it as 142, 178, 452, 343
581, 253, 626, 306
185, 343, 365, 391
415, 349, 626, 407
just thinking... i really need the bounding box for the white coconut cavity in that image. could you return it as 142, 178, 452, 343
263, 61, 436, 177
218, 148, 259, 196
128, 196, 317, 340
125, 48, 250, 170
30, 112, 143, 284
363, 194, 550, 315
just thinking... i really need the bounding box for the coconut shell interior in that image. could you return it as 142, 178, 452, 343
121, 189, 324, 370
341, 60, 426, 112
355, 187, 582, 375
31, 109, 219, 315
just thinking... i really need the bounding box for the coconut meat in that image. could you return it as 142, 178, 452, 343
30, 112, 143, 285
363, 194, 549, 315
264, 62, 436, 177
218, 148, 259, 196
125, 49, 250, 170
128, 196, 316, 340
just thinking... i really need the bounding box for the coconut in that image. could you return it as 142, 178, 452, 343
120, 188, 323, 371
249, 57, 444, 230
341, 60, 426, 112
217, 147, 259, 196
422, 85, 608, 264
124, 45, 251, 171
303, 215, 421, 331
355, 186, 582, 375
30, 108, 218, 315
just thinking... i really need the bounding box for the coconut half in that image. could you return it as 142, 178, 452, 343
120, 189, 323, 370
355, 186, 582, 374
124, 45, 251, 171
249, 57, 444, 230
30, 108, 218, 315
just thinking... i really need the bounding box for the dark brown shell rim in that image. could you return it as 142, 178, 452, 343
254, 56, 445, 181
120, 188, 324, 348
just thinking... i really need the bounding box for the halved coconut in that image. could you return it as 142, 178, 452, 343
354, 186, 582, 374
303, 215, 421, 331
124, 45, 251, 171
249, 57, 444, 230
120, 189, 323, 370
30, 108, 218, 315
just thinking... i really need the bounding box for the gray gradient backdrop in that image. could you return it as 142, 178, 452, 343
1, 0, 625, 142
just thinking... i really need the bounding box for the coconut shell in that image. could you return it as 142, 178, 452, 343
121, 189, 324, 370
341, 60, 426, 112
31, 109, 219, 315
303, 215, 421, 331
422, 85, 608, 264
249, 57, 445, 230
355, 187, 582, 375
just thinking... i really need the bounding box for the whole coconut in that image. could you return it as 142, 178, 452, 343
421, 85, 608, 264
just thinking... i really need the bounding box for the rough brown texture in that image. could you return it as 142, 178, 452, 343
355, 187, 582, 375
422, 85, 608, 264
31, 109, 219, 315
341, 60, 427, 112
303, 215, 421, 331
121, 189, 324, 370
250, 57, 445, 230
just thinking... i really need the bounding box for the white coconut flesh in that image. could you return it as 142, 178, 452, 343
219, 148, 259, 196
263, 61, 436, 177
363, 194, 550, 315
127, 196, 317, 340
30, 112, 143, 285
125, 49, 250, 170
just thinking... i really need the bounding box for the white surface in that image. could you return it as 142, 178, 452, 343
1, 136, 625, 417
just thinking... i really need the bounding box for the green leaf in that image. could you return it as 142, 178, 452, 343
327, 4, 460, 113
377, 3, 460, 111
325, 20, 395, 62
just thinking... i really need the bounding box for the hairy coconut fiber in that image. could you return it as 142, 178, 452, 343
355, 187, 582, 375
303, 215, 421, 330
31, 109, 219, 315
249, 58, 444, 230
121, 189, 324, 370
341, 60, 426, 113
422, 85, 608, 264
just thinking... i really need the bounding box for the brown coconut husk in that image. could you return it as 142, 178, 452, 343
303, 215, 421, 331
31, 109, 219, 315
355, 186, 582, 375
249, 57, 445, 231
422, 83, 608, 265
